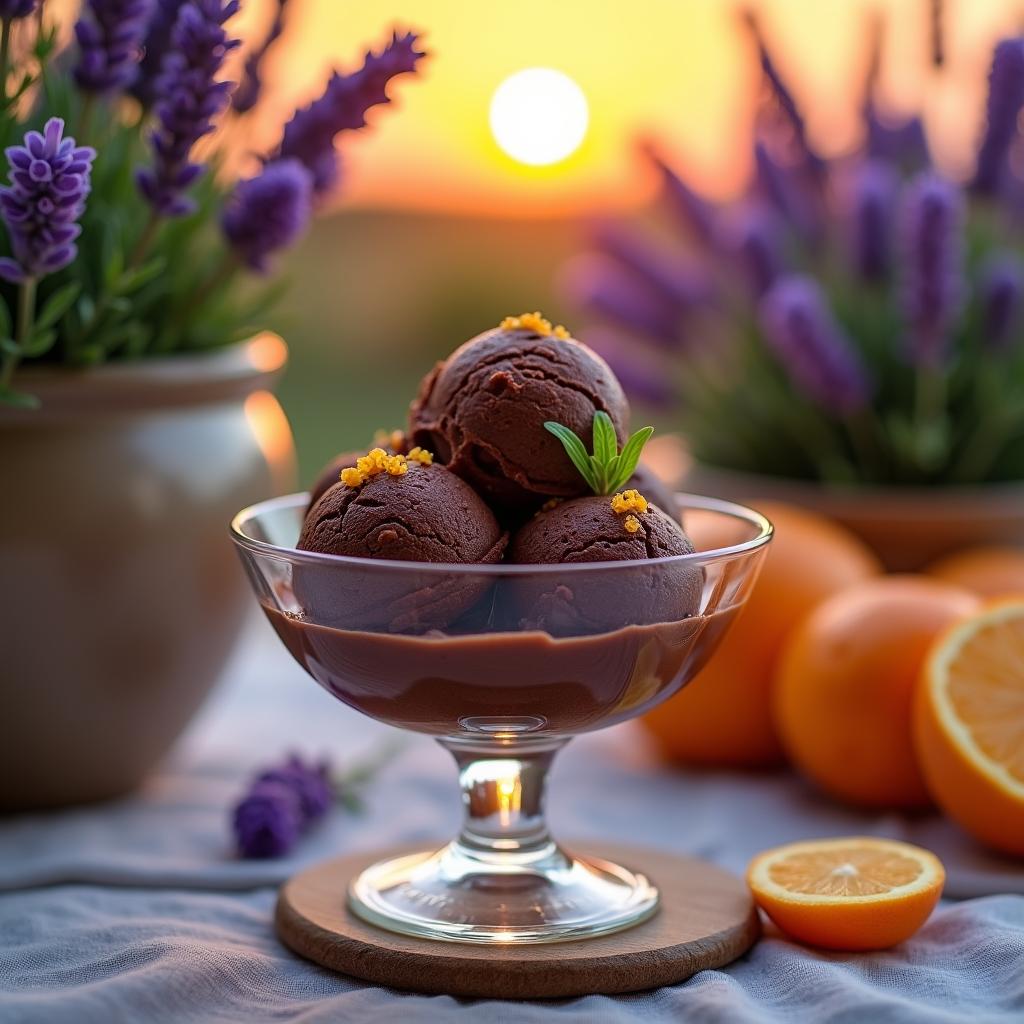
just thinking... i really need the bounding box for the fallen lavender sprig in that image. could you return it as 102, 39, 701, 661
232, 744, 401, 859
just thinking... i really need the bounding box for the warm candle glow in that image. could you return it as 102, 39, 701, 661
496, 772, 522, 827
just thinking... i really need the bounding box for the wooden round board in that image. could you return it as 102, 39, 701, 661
276, 843, 761, 1000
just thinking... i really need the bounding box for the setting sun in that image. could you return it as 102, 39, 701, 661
488, 68, 589, 167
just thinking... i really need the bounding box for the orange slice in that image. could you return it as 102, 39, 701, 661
915, 598, 1024, 856
747, 837, 944, 950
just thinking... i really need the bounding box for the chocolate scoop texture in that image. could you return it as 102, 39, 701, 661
297, 448, 506, 632
408, 312, 629, 516
307, 429, 407, 511
508, 414, 703, 633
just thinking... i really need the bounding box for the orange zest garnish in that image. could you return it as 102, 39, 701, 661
500, 311, 570, 339
339, 446, 433, 488
611, 489, 648, 515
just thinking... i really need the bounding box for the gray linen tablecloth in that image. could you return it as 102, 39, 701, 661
1, 615, 1022, 1023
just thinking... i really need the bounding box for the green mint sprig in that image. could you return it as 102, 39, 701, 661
545, 411, 654, 495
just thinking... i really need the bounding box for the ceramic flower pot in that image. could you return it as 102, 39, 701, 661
684, 463, 1024, 572
0, 334, 295, 810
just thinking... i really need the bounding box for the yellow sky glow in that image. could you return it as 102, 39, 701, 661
247, 0, 1024, 218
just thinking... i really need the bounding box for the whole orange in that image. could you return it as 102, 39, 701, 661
775, 576, 980, 808
640, 501, 881, 768
926, 546, 1024, 599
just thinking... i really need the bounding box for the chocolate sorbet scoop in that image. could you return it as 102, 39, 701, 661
508, 494, 703, 635
505, 412, 701, 633
307, 430, 407, 510
409, 313, 629, 517
297, 452, 506, 632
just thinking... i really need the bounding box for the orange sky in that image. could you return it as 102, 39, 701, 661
236, 0, 1024, 217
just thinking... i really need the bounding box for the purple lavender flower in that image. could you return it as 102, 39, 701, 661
972, 38, 1024, 196
135, 0, 241, 217
233, 781, 304, 858
754, 141, 819, 245
0, 1, 35, 18
641, 143, 715, 245
255, 753, 333, 822
759, 275, 870, 413
277, 30, 424, 196
0, 118, 96, 284
847, 161, 897, 282
899, 173, 965, 366
74, 0, 155, 95
222, 158, 312, 271
979, 254, 1024, 352
591, 221, 712, 313
562, 254, 680, 347
745, 13, 824, 179
714, 201, 784, 298
232, 753, 334, 858
231, 0, 288, 114
132, 0, 186, 107
864, 106, 929, 169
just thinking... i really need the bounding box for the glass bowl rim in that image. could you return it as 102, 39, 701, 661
230, 491, 773, 576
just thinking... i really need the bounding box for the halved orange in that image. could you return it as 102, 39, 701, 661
747, 837, 945, 950
915, 599, 1024, 856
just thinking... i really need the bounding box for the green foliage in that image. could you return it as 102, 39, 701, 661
0, 19, 281, 407
676, 206, 1024, 487
545, 411, 655, 495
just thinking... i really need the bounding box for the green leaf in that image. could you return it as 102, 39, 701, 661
114, 257, 166, 295
35, 282, 81, 330
544, 421, 599, 491
103, 244, 124, 289
592, 410, 617, 466
0, 298, 12, 340
608, 426, 655, 492
23, 328, 57, 357
0, 338, 18, 356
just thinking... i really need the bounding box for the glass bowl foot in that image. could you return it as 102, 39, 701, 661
348, 841, 659, 944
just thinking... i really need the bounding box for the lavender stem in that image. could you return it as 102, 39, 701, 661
1, 276, 35, 389
129, 210, 160, 267
77, 94, 95, 143
843, 409, 887, 480
171, 248, 238, 333
0, 19, 11, 104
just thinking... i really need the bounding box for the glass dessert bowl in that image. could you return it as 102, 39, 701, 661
231, 491, 772, 945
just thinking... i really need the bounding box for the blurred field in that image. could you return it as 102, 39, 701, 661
268, 209, 583, 483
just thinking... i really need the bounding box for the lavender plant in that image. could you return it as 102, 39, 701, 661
0, 3, 425, 406
569, 15, 1024, 486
